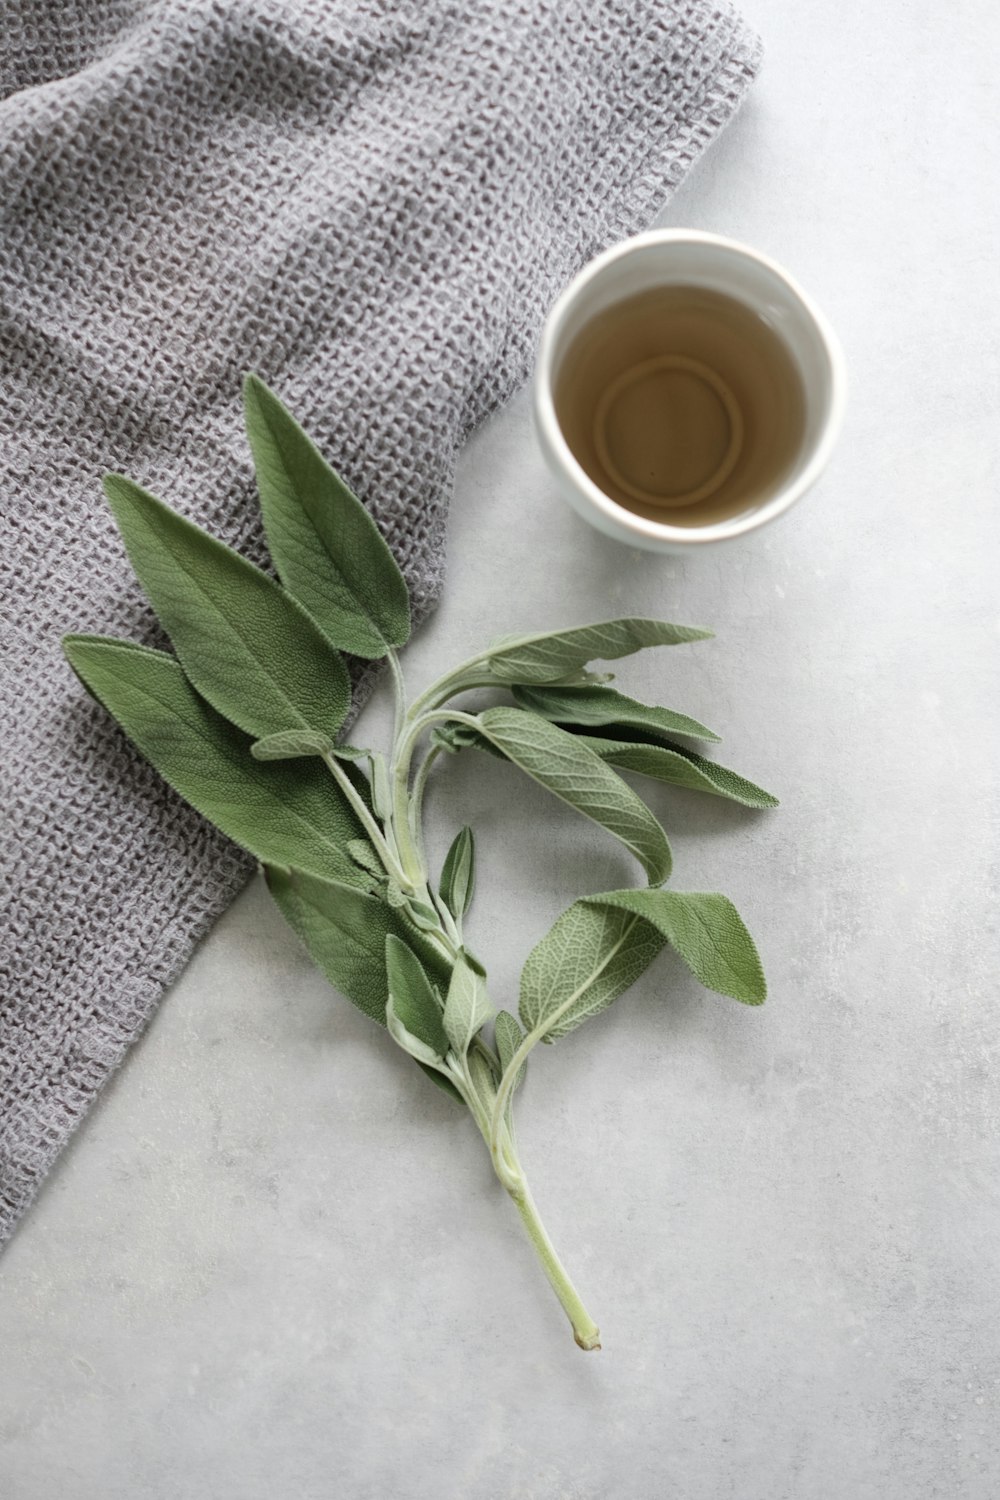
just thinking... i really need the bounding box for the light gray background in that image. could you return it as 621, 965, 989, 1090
2, 1, 998, 1495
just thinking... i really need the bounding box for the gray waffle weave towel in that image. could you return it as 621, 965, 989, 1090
0, 0, 760, 1243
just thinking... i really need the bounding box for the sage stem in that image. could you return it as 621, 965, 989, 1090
507, 1176, 601, 1351
320, 750, 411, 890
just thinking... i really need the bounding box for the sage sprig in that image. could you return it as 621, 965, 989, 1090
63, 377, 775, 1351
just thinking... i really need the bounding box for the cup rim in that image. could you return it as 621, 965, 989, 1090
534, 228, 848, 546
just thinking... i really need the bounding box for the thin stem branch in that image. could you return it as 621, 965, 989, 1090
451, 1048, 600, 1350
488, 1029, 536, 1160
509, 1179, 601, 1350
389, 709, 481, 891
406, 666, 508, 722
410, 743, 443, 844
321, 750, 410, 889
409, 742, 452, 933
386, 647, 406, 744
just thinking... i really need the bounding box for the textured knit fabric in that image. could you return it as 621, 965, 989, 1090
0, 0, 761, 1244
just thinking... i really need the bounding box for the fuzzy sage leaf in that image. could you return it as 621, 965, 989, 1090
466, 1049, 500, 1113
265, 866, 452, 1025
251, 729, 335, 761
578, 735, 779, 809
266, 866, 402, 1023
583, 889, 766, 1005
244, 376, 410, 658
431, 721, 506, 759
103, 474, 351, 740
512, 683, 720, 743
475, 707, 672, 884
443, 952, 493, 1057
519, 902, 665, 1042
347, 840, 385, 878
439, 826, 476, 920
494, 1011, 527, 1093
386, 999, 445, 1068
485, 618, 712, 684
63, 637, 365, 887
385, 935, 450, 1058
370, 753, 392, 820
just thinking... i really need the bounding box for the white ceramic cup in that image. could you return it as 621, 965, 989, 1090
534, 229, 846, 551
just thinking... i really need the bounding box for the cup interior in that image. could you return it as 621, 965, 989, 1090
539, 233, 845, 545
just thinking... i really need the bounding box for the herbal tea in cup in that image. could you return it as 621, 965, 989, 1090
535, 230, 846, 551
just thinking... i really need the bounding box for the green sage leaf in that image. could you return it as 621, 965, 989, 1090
251, 728, 335, 761
467, 1048, 499, 1111
266, 865, 451, 1021
387, 998, 445, 1067
476, 707, 672, 884
266, 866, 402, 1022
243, 375, 410, 658
519, 901, 665, 1042
103, 473, 350, 739
370, 752, 392, 819
405, 898, 444, 932
326, 743, 369, 761
494, 1010, 527, 1092
443, 952, 493, 1056
579, 735, 779, 809
439, 826, 476, 920
430, 721, 506, 760
512, 683, 720, 743
347, 839, 385, 878
485, 618, 711, 684
385, 935, 450, 1058
418, 1065, 464, 1105
584, 889, 766, 1004
63, 636, 364, 886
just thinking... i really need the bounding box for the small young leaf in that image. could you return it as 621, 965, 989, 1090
578, 736, 779, 809
485, 618, 712, 684
405, 898, 444, 932
243, 375, 410, 658
430, 721, 506, 760
443, 953, 493, 1057
430, 722, 467, 755
519, 901, 665, 1042
387, 997, 445, 1068
418, 1063, 464, 1105
370, 752, 392, 820
512, 683, 720, 743
103, 474, 351, 739
385, 935, 450, 1057
439, 826, 476, 920
325, 742, 370, 762
476, 708, 672, 885
467, 1048, 499, 1112
251, 728, 335, 761
347, 839, 385, 877
583, 889, 766, 1004
63, 636, 365, 886
494, 1010, 527, 1092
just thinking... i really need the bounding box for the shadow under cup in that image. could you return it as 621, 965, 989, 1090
537, 233, 845, 550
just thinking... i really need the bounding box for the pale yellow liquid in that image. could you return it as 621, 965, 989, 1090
554, 285, 807, 527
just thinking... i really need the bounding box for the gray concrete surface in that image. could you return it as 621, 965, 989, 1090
2, 2, 998, 1496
